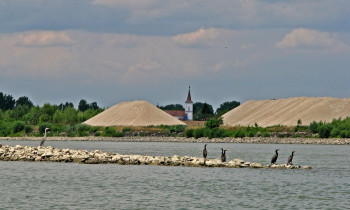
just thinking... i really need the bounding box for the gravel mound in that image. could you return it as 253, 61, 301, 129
84, 100, 186, 126
223, 97, 350, 127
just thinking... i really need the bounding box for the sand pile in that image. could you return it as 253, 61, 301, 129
223, 97, 350, 127
84, 100, 186, 127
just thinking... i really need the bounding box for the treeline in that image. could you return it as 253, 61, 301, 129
0, 92, 103, 137
185, 117, 350, 139
309, 118, 350, 138
158, 100, 240, 120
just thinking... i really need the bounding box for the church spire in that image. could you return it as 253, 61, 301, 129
185, 85, 193, 103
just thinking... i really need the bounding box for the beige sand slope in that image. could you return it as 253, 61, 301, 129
223, 97, 350, 127
84, 100, 186, 127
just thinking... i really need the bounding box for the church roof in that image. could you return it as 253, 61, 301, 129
185, 86, 193, 103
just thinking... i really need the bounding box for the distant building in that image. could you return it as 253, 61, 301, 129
164, 110, 186, 120
162, 86, 194, 121
185, 86, 193, 121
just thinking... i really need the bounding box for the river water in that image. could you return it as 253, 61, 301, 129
1, 140, 349, 209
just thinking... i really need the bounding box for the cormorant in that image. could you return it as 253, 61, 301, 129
221, 148, 227, 162
203, 144, 207, 159
203, 144, 208, 165
271, 149, 279, 164
287, 151, 295, 165
40, 128, 50, 147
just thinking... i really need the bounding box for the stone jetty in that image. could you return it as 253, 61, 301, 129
0, 145, 312, 169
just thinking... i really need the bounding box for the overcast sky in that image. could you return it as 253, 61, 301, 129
1, 0, 349, 109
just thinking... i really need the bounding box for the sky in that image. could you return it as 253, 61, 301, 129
1, 0, 350, 110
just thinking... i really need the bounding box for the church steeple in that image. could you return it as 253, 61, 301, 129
185, 86, 193, 103
185, 86, 193, 121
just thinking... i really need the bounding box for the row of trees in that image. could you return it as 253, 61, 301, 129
158, 100, 241, 121
0, 92, 103, 136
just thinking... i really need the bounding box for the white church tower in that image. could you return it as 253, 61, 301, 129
185, 86, 193, 121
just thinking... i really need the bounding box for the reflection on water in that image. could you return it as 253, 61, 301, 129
1, 140, 349, 209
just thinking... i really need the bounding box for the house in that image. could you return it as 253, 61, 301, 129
164, 110, 187, 120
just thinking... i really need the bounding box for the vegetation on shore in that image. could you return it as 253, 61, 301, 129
1, 91, 349, 139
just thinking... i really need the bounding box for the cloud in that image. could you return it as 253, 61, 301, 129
276, 28, 346, 49
16, 31, 72, 47
172, 28, 220, 47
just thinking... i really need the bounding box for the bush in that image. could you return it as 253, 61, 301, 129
0, 122, 12, 136
340, 130, 350, 138
13, 121, 26, 133
185, 129, 194, 138
39, 123, 52, 134
24, 125, 33, 134
51, 124, 66, 134
77, 124, 92, 132
103, 127, 124, 137
122, 127, 132, 132
263, 132, 271, 137
65, 124, 77, 137
319, 124, 332, 138
309, 121, 321, 133
234, 129, 246, 138
193, 128, 204, 139
203, 128, 212, 138
204, 117, 223, 129
78, 131, 89, 137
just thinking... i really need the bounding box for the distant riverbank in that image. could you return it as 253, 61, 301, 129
1, 136, 349, 145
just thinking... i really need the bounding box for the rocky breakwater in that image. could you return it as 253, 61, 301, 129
0, 145, 312, 169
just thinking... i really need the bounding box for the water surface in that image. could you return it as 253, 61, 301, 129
1, 140, 349, 209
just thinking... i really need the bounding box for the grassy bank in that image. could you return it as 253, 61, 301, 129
1, 117, 350, 139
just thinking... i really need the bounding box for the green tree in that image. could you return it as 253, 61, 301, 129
40, 103, 58, 123
63, 107, 77, 124
193, 102, 214, 120
205, 117, 223, 129
15, 96, 34, 108
58, 102, 74, 110
11, 105, 30, 120
0, 92, 15, 111
90, 102, 99, 110
53, 110, 64, 124
78, 99, 90, 112
216, 101, 240, 116
158, 104, 184, 111
24, 106, 41, 125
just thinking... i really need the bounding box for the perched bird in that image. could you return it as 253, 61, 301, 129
221, 148, 227, 162
203, 144, 208, 159
271, 149, 279, 165
287, 151, 295, 165
40, 128, 50, 147
203, 144, 208, 165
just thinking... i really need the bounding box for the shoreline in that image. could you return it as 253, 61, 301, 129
1, 136, 349, 145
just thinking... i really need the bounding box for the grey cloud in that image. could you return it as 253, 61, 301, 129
1, 0, 349, 36
276, 28, 348, 50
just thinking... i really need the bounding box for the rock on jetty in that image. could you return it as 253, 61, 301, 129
0, 145, 312, 169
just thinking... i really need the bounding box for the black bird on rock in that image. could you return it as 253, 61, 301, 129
221, 148, 227, 162
203, 144, 208, 165
203, 144, 208, 157
287, 151, 295, 165
271, 149, 279, 165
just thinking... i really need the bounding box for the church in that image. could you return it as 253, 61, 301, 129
164, 86, 193, 121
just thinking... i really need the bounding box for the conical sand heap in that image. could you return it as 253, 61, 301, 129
223, 97, 350, 127
84, 100, 186, 126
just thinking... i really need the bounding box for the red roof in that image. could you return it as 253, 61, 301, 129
165, 110, 186, 119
